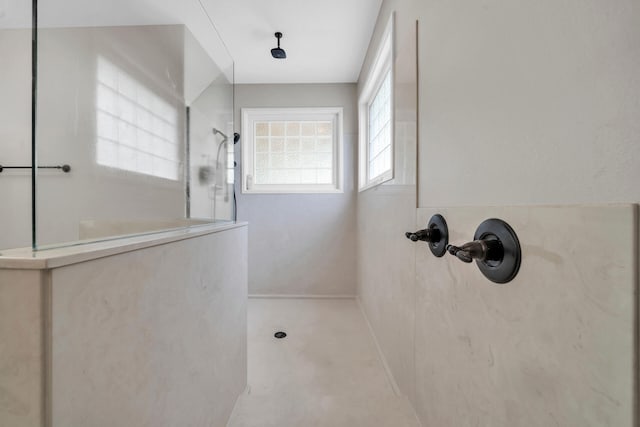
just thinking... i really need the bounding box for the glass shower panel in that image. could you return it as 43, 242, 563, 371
186, 31, 235, 223
0, 1, 33, 250
35, 0, 234, 249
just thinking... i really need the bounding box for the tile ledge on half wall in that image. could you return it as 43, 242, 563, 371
0, 222, 248, 270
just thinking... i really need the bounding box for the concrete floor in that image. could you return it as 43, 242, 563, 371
227, 298, 420, 427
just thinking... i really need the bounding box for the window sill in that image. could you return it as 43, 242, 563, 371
242, 187, 344, 195
358, 171, 393, 192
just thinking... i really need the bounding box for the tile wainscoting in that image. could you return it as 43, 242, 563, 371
0, 223, 248, 427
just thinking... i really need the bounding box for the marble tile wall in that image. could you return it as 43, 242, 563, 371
49, 226, 248, 426
414, 205, 638, 426
0, 225, 247, 427
356, 16, 419, 403
0, 270, 47, 427
357, 189, 417, 400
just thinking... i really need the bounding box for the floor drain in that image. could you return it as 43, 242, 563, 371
274, 331, 287, 339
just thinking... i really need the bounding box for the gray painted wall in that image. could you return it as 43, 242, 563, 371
234, 84, 358, 296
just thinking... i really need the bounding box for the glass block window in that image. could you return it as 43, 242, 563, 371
242, 108, 343, 193
367, 71, 392, 181
96, 57, 180, 181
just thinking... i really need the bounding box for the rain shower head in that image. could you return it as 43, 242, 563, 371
271, 32, 286, 59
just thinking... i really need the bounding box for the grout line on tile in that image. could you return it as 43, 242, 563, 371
356, 296, 402, 397
225, 384, 251, 427
411, 204, 423, 426
633, 203, 639, 427
248, 294, 356, 299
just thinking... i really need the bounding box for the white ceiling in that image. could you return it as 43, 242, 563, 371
0, 0, 382, 85
200, 0, 383, 84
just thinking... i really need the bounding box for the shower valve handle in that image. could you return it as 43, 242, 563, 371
446, 239, 503, 264
446, 219, 521, 284
446, 241, 484, 263
405, 228, 441, 243
405, 214, 449, 258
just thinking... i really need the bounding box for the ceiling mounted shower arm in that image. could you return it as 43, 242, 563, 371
271, 32, 287, 59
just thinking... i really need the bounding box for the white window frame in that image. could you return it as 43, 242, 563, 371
241, 107, 344, 194
358, 13, 395, 191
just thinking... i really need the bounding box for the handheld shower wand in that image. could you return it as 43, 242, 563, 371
211, 128, 230, 219
210, 129, 240, 220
